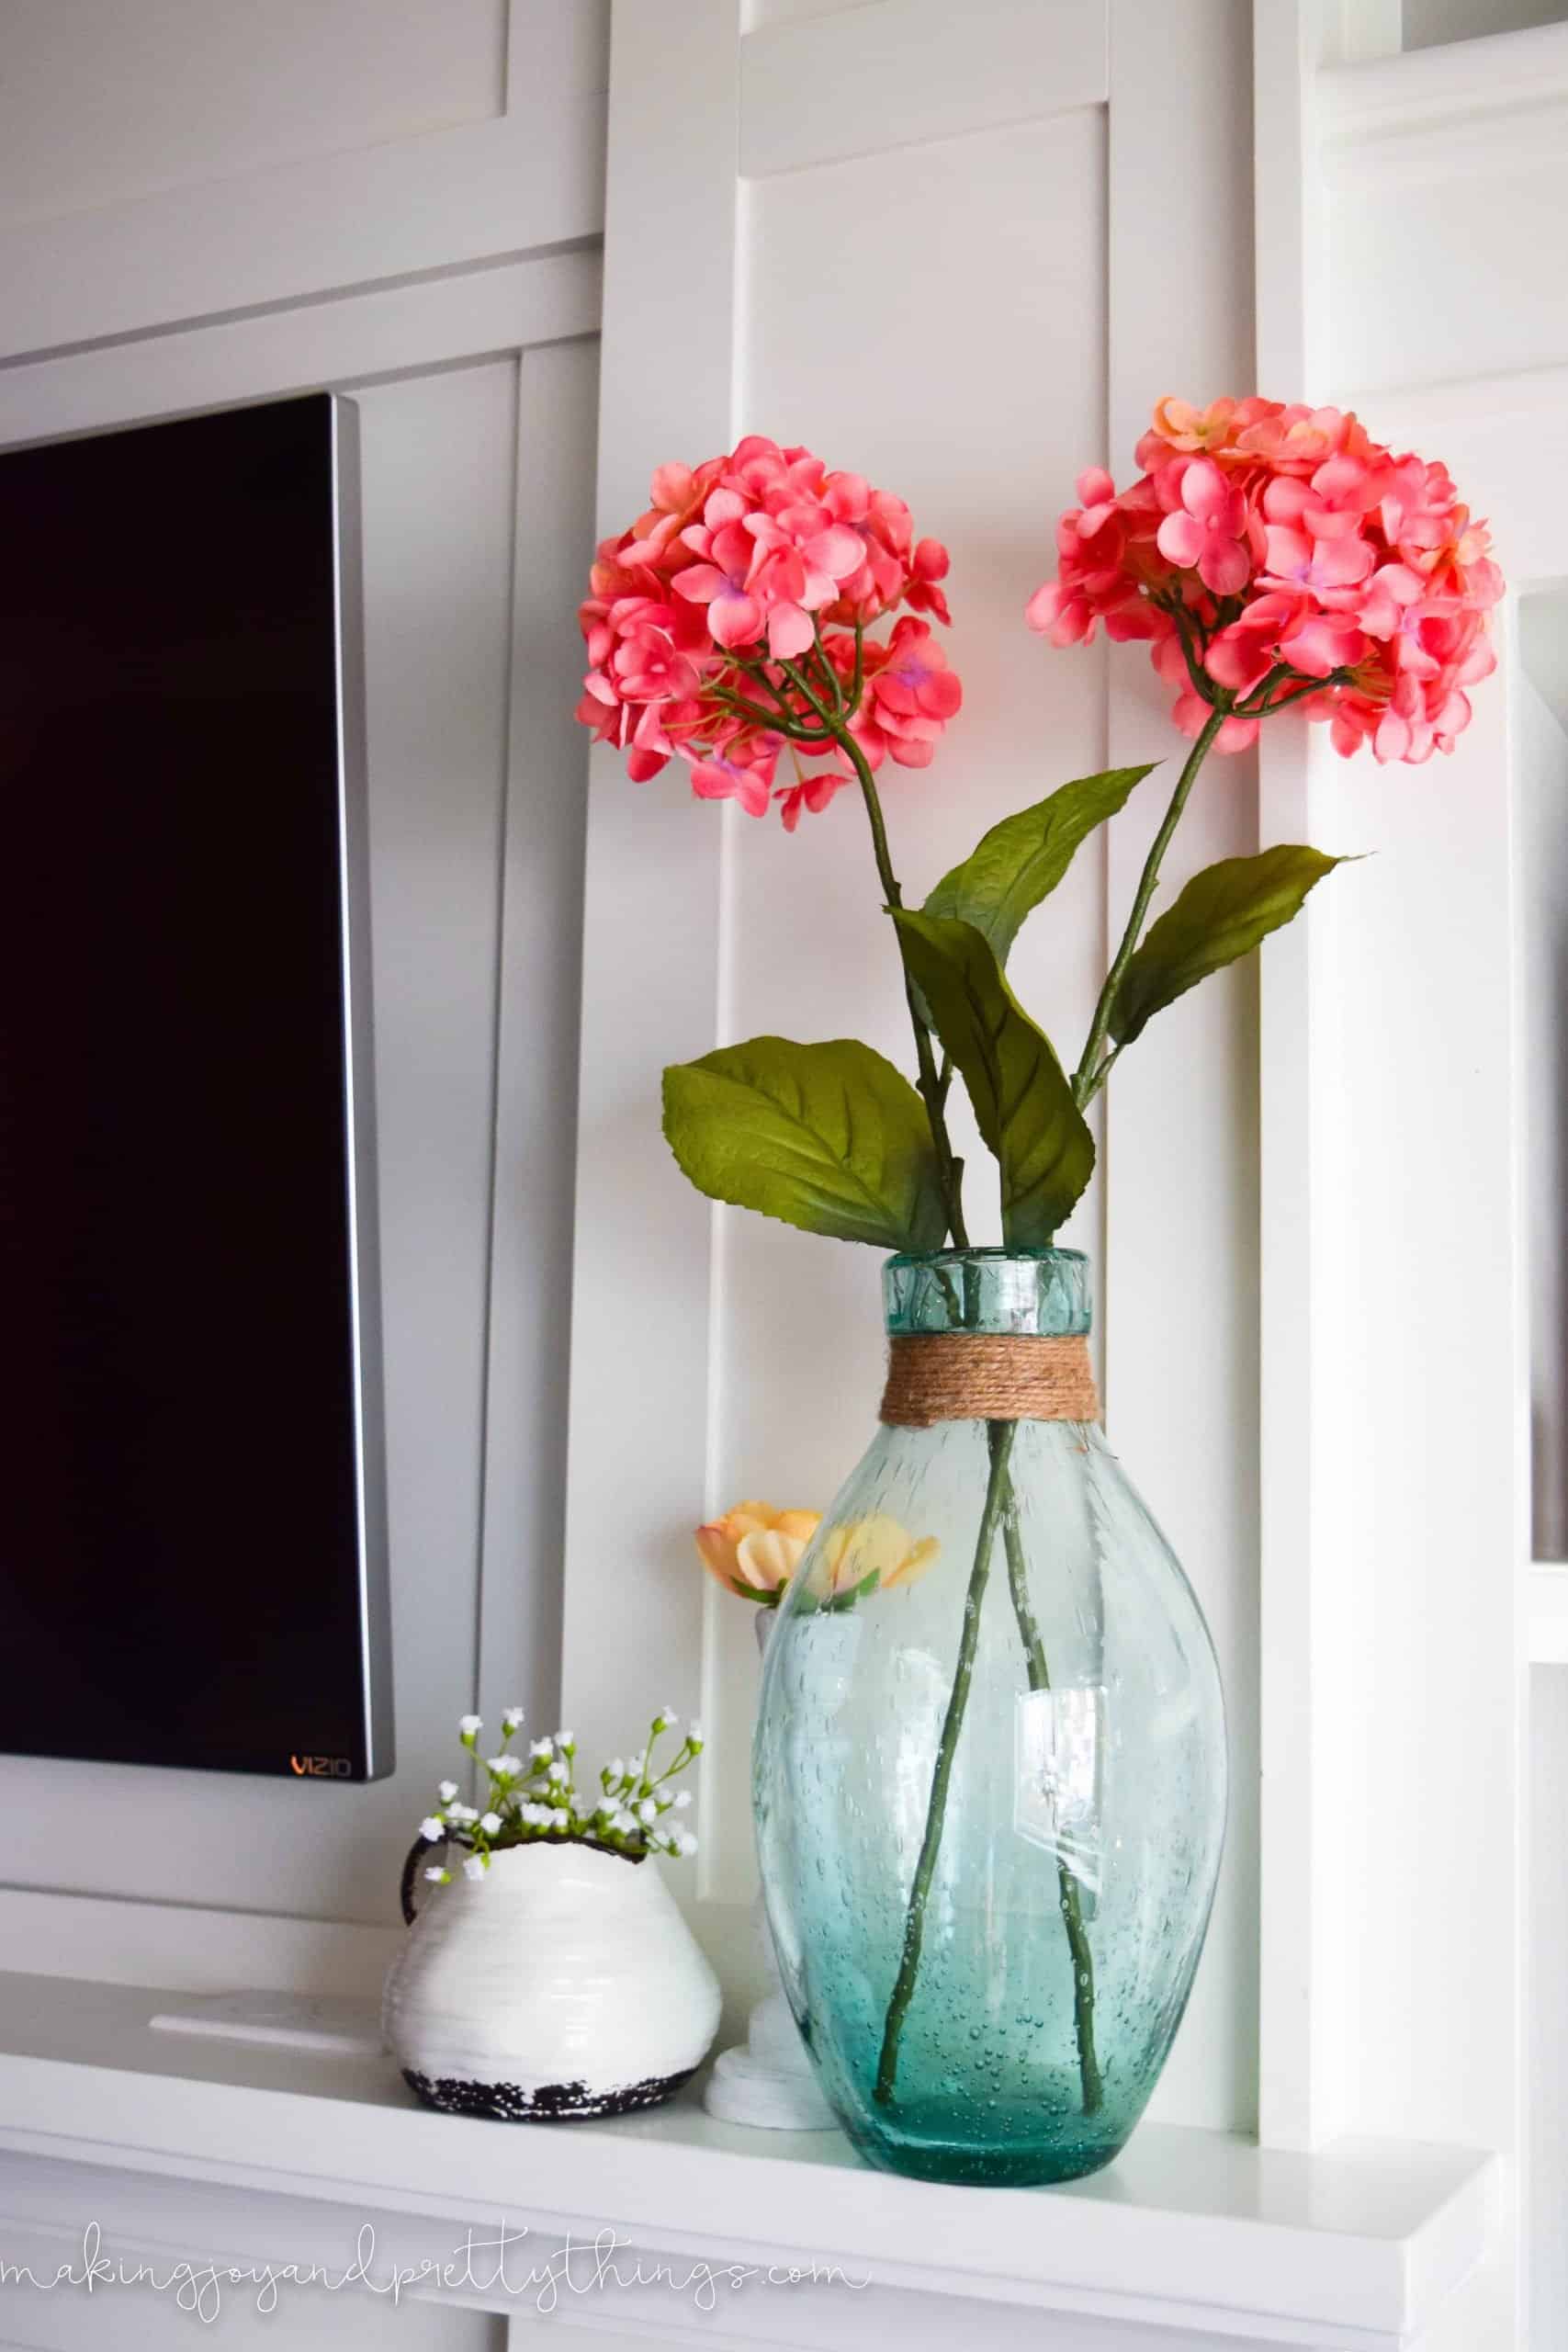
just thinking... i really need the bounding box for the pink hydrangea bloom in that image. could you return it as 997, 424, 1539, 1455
577, 437, 960, 823
1028, 396, 1502, 763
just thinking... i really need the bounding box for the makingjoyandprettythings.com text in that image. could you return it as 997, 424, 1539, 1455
0, 2222, 870, 2324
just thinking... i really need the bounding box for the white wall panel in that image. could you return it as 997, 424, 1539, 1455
0, 0, 607, 361
0, 0, 505, 229
704, 107, 1111, 1900
1322, 22, 1568, 394
569, 0, 1261, 2136
0, 356, 585, 1925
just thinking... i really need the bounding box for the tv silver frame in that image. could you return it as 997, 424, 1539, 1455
328, 392, 395, 1781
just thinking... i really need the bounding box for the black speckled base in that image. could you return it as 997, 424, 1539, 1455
402, 2065, 695, 2121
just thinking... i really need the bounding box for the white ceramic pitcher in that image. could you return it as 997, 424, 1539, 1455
384, 1838, 721, 2120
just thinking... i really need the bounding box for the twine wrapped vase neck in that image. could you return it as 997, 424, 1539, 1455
879, 1331, 1100, 1429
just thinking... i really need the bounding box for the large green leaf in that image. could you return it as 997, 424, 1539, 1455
661, 1035, 948, 1251
923, 765, 1156, 963
1111, 845, 1348, 1048
891, 912, 1094, 1245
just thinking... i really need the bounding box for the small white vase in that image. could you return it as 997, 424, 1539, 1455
384, 1839, 721, 2120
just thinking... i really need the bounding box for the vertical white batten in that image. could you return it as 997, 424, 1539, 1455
559, 1, 743, 1824
1251, 0, 1345, 2156
1254, 6, 1529, 2331
1105, 0, 1259, 2135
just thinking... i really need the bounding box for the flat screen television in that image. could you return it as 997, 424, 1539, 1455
0, 391, 393, 1780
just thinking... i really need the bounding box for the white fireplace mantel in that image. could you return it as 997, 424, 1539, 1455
0, 1962, 1498, 2350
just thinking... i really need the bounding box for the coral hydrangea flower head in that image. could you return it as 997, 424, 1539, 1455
1029, 395, 1501, 763
577, 437, 959, 821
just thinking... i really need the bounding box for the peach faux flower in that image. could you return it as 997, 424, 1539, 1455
814, 1515, 940, 1602
695, 1501, 822, 1606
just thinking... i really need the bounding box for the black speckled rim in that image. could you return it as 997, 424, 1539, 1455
402, 2065, 695, 2121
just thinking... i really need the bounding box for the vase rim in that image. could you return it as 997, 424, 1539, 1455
885, 1245, 1089, 1269
882, 1246, 1093, 1338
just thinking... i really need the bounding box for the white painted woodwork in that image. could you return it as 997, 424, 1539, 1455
1517, 635, 1568, 1566
0, 1, 506, 227
1319, 21, 1568, 394
1102, 0, 1261, 2138
565, 0, 1267, 2149
1251, 9, 1568, 2337
0, 1968, 1502, 2351
1252, 0, 1352, 2168
0, 0, 607, 360
1529, 1664, 1568, 2331
1403, 0, 1566, 49
0, 8, 604, 1934
0, 0, 1551, 2340
558, 0, 740, 1906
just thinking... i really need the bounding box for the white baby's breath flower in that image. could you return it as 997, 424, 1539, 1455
529, 1737, 553, 1761
673, 1790, 693, 1809
654, 1708, 678, 1733
612, 1809, 637, 1835
555, 1728, 575, 1749
486, 1754, 519, 1780
419, 1816, 445, 1842
458, 1713, 482, 1740
437, 1780, 458, 1804
550, 1806, 570, 1829
522, 1802, 546, 1827
502, 1706, 525, 1735
479, 1811, 502, 1836
446, 1802, 479, 1826
547, 1758, 568, 1784
637, 1799, 657, 1825
687, 1723, 705, 1750
676, 1830, 699, 1857
423, 1865, 449, 1883
605, 1757, 625, 1782
462, 1856, 487, 1882
627, 1752, 646, 1777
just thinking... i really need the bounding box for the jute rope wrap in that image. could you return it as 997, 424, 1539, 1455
879, 1332, 1100, 1429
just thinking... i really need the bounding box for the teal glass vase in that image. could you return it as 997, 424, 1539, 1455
752, 1249, 1226, 2187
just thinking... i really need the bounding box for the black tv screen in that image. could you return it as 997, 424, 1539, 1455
0, 392, 392, 1780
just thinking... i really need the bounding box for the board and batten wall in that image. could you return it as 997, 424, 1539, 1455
0, 1, 604, 1943
563, 0, 1263, 2138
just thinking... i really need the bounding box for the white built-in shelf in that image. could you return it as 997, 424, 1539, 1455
0, 1967, 1498, 2348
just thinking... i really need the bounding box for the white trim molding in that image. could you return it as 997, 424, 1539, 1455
0, 1967, 1503, 2350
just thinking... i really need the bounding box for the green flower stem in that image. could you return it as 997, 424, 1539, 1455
998, 1466, 1103, 2115
773, 636, 1107, 2111
874, 1419, 1016, 2106
1072, 706, 1226, 1109
774, 649, 970, 1250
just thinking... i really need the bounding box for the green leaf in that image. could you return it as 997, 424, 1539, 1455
923, 765, 1156, 964
661, 1035, 948, 1251
890, 912, 1094, 1245
1111, 845, 1349, 1048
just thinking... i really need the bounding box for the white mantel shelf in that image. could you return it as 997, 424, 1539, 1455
0, 1969, 1498, 2349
